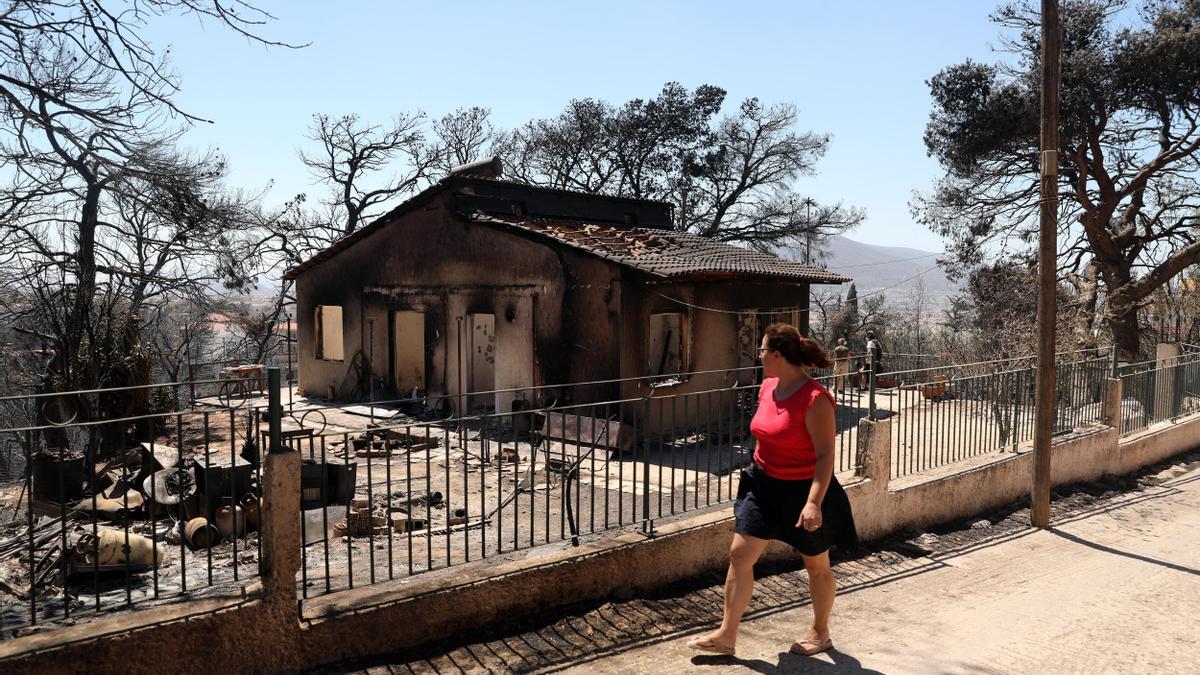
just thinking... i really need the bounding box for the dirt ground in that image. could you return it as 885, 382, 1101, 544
320, 448, 1200, 674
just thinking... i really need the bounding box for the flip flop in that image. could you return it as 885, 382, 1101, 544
686, 636, 736, 656
789, 637, 833, 656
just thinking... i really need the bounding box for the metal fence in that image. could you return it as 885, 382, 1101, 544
0, 370, 272, 486
1119, 356, 1200, 435
2, 365, 871, 631
292, 383, 754, 599
0, 378, 264, 638
885, 354, 1112, 479
7, 346, 1200, 635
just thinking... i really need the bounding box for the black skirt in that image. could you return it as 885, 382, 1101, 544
734, 463, 858, 556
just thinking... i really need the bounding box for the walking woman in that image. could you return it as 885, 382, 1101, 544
687, 323, 857, 657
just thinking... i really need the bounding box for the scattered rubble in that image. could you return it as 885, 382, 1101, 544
1, 438, 268, 636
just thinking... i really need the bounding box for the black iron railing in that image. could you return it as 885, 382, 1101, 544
0, 377, 264, 638
885, 354, 1112, 479
1119, 356, 1200, 435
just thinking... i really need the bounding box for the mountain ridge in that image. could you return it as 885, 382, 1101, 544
783, 234, 956, 303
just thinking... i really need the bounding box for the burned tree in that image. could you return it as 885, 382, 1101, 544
298, 112, 436, 242
505, 83, 864, 251
0, 0, 293, 448
916, 0, 1200, 359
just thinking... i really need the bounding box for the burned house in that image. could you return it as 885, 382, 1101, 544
284, 160, 850, 418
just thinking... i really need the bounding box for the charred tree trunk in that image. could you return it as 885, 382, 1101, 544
1108, 307, 1142, 362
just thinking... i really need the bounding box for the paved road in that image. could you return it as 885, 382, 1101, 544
326, 451, 1200, 674
567, 457, 1200, 674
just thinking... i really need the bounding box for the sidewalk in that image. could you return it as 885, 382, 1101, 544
571, 459, 1200, 674
326, 451, 1200, 674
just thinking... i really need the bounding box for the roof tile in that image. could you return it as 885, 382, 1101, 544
468, 214, 850, 284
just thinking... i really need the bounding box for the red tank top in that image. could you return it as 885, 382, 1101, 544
750, 377, 835, 480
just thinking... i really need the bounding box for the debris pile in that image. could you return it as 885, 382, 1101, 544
0, 440, 267, 626
334, 429, 440, 459
336, 499, 387, 537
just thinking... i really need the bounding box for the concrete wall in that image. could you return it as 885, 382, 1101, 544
10, 400, 1195, 674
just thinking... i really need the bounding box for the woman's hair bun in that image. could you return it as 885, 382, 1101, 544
763, 323, 833, 369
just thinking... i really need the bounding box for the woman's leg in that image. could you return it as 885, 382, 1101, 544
695, 533, 770, 647
800, 550, 835, 641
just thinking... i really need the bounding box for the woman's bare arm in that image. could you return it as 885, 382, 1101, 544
799, 394, 836, 529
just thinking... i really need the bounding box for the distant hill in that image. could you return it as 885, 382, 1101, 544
782, 235, 957, 306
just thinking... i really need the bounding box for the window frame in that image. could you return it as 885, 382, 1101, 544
647, 310, 689, 386
314, 304, 345, 362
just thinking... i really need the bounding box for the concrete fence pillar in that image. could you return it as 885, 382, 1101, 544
855, 417, 892, 483
249, 369, 304, 670
261, 450, 301, 603
261, 367, 301, 627
1102, 377, 1123, 429
852, 417, 893, 541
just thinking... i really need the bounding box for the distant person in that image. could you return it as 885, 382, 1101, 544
865, 330, 885, 375
832, 337, 851, 391
687, 323, 857, 658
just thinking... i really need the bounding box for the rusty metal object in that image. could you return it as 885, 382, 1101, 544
75, 495, 138, 521
215, 504, 246, 539
184, 517, 220, 549
31, 451, 85, 503
449, 155, 503, 178
921, 375, 950, 401
241, 494, 262, 532
71, 528, 164, 570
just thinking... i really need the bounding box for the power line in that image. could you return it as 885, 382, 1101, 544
653, 263, 945, 316
832, 251, 943, 269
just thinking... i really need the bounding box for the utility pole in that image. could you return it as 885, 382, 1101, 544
805, 199, 813, 265
1032, 0, 1060, 529
367, 317, 375, 426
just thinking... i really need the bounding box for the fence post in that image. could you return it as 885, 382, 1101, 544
268, 368, 283, 456
640, 398, 654, 535
261, 367, 300, 611
854, 416, 891, 482
868, 363, 877, 421
1102, 376, 1123, 430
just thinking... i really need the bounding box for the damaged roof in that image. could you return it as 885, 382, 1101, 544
284, 175, 672, 280
284, 175, 850, 285
466, 213, 850, 284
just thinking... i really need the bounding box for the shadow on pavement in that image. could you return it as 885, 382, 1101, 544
692, 648, 886, 673
1049, 528, 1200, 577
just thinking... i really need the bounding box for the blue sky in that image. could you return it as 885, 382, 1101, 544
156, 1, 1010, 251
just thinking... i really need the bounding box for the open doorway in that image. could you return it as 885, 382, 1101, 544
466, 313, 495, 411
390, 310, 425, 397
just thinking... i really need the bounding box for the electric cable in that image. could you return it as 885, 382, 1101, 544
653, 263, 945, 316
